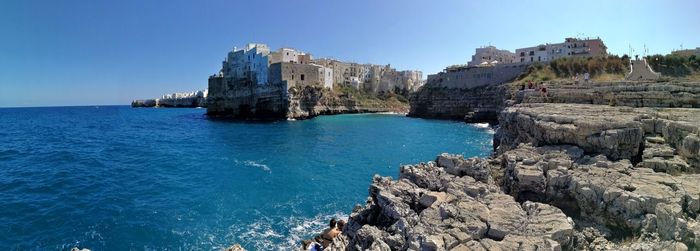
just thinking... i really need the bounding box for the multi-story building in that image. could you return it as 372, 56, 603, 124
468, 46, 516, 66
312, 59, 421, 93
268, 48, 312, 65
268, 62, 333, 90
516, 44, 550, 63
516, 37, 608, 63
221, 43, 271, 85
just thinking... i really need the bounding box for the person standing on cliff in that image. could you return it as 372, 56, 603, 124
584, 72, 590, 84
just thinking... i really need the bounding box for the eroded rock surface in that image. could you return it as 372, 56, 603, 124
334, 158, 575, 251
496, 103, 700, 170
328, 103, 700, 251
501, 144, 700, 249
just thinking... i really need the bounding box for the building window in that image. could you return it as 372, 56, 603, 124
301, 74, 305, 81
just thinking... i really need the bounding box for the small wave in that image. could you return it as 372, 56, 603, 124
234, 212, 348, 250
287, 118, 297, 121
472, 123, 490, 129
375, 111, 406, 115
0, 149, 20, 160
470, 123, 496, 134
235, 160, 271, 172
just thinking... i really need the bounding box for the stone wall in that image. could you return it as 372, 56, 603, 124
269, 62, 325, 89
426, 63, 528, 89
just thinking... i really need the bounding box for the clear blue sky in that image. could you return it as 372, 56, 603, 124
1, 0, 698, 107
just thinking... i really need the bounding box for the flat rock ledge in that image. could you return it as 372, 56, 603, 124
496, 103, 700, 171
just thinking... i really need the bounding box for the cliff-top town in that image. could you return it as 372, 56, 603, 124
133, 37, 616, 115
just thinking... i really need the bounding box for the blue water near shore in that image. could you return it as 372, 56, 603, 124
0, 106, 493, 250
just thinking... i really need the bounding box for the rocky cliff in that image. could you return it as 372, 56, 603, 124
408, 84, 508, 123
287, 86, 408, 120
409, 81, 700, 123
207, 76, 408, 120
131, 89, 208, 108
323, 103, 700, 251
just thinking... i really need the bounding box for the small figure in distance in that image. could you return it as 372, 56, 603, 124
584, 72, 590, 84
541, 84, 548, 97
528, 80, 534, 89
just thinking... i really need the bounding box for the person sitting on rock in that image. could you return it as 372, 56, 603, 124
319, 218, 337, 248
325, 219, 344, 243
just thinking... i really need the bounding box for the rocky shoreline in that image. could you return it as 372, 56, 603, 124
325, 101, 700, 250
287, 79, 699, 251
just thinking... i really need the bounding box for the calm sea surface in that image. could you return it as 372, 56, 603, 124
0, 106, 493, 250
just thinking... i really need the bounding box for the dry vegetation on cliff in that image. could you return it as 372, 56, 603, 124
335, 85, 410, 113
515, 56, 630, 84
646, 54, 700, 79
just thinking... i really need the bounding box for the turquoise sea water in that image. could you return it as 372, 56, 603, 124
0, 106, 493, 250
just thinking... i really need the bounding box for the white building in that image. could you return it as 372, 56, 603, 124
468, 46, 516, 66
516, 44, 550, 63
222, 43, 271, 85
516, 37, 608, 63
315, 64, 334, 89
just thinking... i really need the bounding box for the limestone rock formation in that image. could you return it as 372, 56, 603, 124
496, 103, 700, 170
224, 244, 246, 251
500, 144, 700, 250
520, 82, 700, 108
327, 102, 700, 251
286, 86, 408, 120
408, 81, 700, 123
408, 84, 507, 123
330, 158, 576, 250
